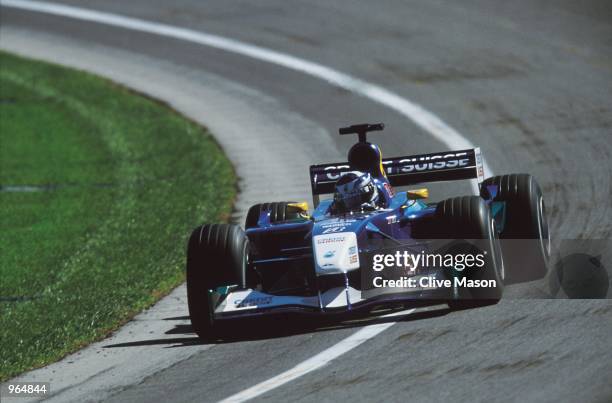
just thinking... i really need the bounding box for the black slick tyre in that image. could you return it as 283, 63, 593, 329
245, 202, 302, 229
186, 224, 249, 339
482, 174, 550, 282
435, 196, 504, 308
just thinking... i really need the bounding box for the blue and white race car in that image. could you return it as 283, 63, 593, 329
186, 123, 550, 338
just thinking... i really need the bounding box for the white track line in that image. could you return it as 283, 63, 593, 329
219, 312, 412, 403
0, 1, 485, 398
1, 0, 490, 194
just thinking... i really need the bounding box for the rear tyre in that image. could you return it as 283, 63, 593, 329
244, 202, 302, 229
245, 203, 265, 229
435, 196, 504, 308
186, 224, 249, 338
482, 174, 550, 282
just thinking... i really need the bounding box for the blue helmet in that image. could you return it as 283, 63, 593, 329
333, 171, 380, 212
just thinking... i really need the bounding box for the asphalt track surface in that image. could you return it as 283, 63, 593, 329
2, 1, 612, 402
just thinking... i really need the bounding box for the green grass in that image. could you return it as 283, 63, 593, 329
0, 51, 236, 380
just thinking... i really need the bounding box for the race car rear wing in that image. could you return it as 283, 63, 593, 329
309, 148, 484, 206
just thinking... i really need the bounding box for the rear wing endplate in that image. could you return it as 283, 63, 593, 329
309, 148, 484, 206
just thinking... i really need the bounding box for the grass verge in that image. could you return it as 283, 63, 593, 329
0, 51, 235, 380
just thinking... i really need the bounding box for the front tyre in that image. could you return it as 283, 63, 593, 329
482, 174, 550, 282
435, 196, 504, 308
186, 224, 249, 338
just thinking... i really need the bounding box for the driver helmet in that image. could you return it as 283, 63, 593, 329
333, 171, 380, 212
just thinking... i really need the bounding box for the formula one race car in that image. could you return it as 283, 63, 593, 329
186, 123, 550, 338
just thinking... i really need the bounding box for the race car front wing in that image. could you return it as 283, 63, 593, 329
212, 271, 449, 320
